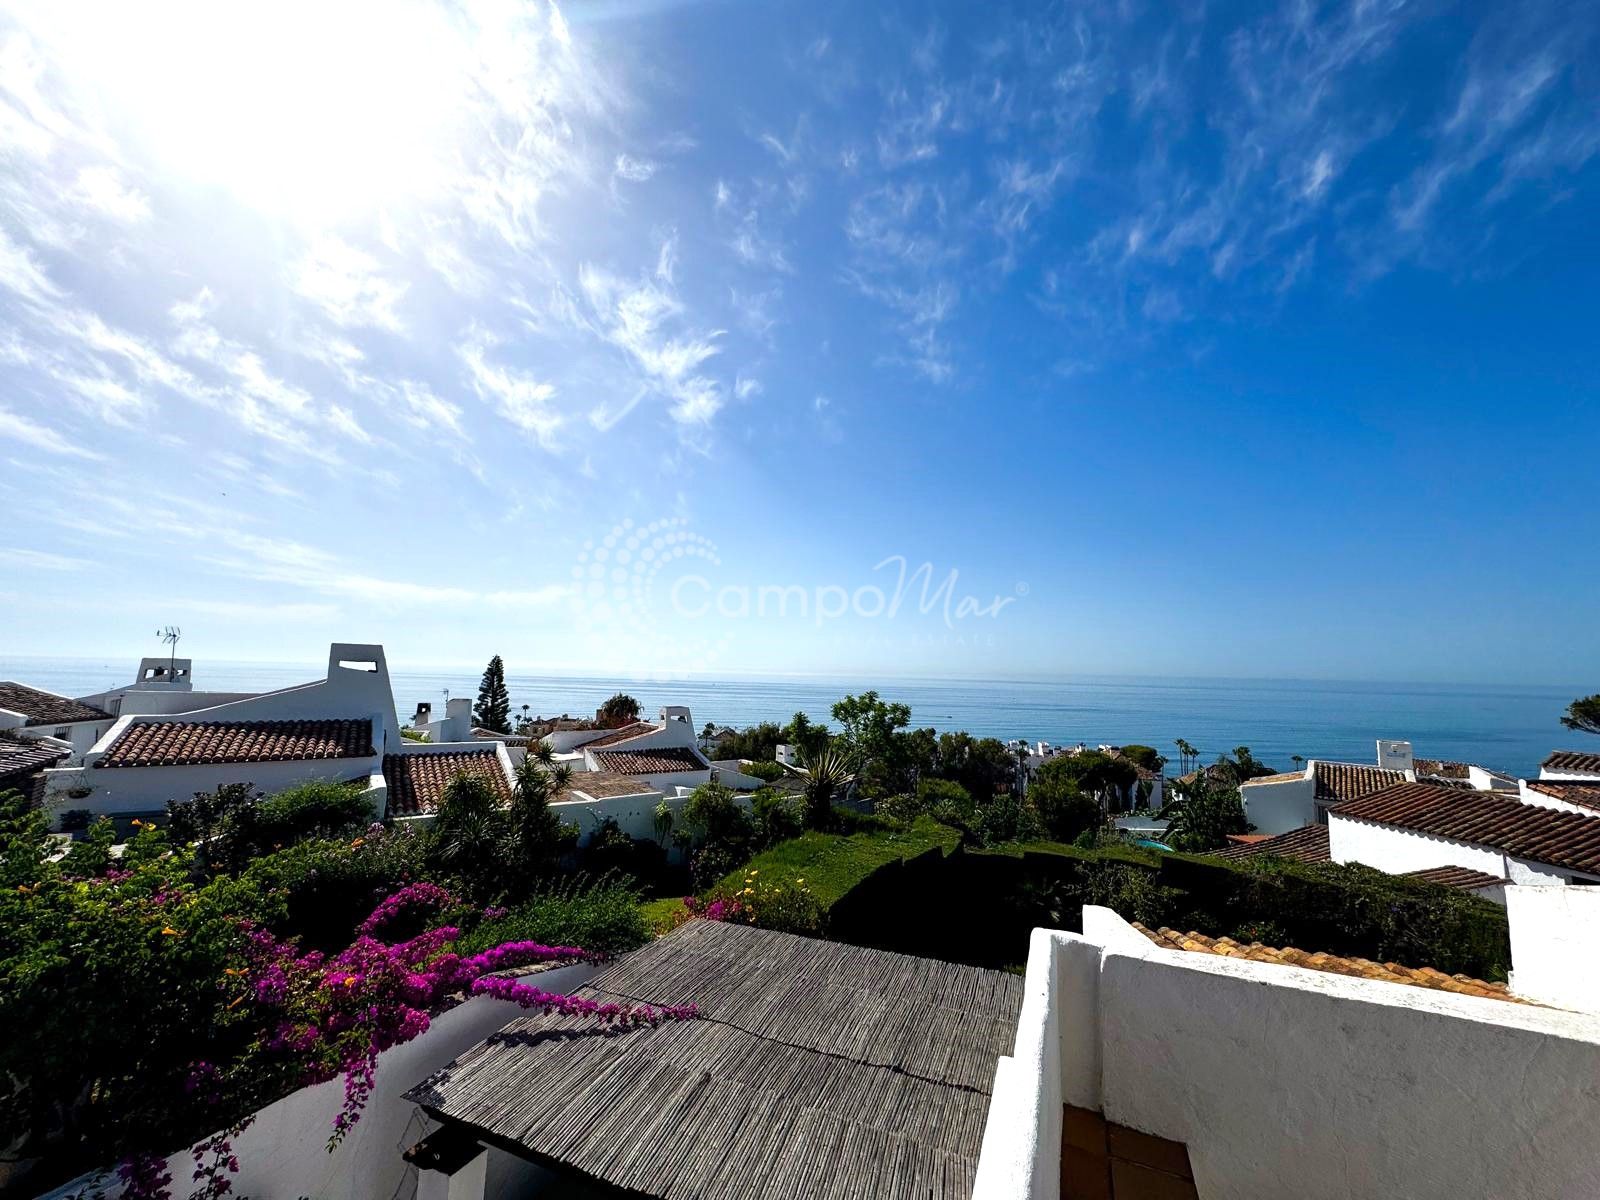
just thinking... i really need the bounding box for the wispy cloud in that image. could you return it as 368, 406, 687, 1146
458, 326, 563, 447
292, 237, 407, 332
0, 546, 89, 571
0, 403, 103, 459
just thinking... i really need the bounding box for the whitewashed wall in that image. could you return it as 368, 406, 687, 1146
1327, 813, 1594, 884
1507, 885, 1600, 1011
1238, 775, 1314, 834
43, 753, 384, 820
974, 907, 1600, 1200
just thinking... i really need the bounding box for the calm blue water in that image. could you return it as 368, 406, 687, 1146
1, 656, 1581, 779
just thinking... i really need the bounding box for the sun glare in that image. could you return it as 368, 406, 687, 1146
40, 0, 470, 223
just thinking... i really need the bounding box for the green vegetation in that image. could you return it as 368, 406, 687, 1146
473, 653, 511, 733
455, 875, 649, 958
741, 758, 785, 782
712, 815, 958, 911
1159, 776, 1248, 852
1563, 693, 1600, 736
595, 692, 641, 728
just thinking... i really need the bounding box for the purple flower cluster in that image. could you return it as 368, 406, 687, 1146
356, 881, 454, 937
234, 887, 699, 1158
684, 895, 745, 923
470, 974, 699, 1025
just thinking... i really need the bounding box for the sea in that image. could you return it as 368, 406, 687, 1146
2, 656, 1584, 780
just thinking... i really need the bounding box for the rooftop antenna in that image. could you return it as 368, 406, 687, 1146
157, 626, 181, 681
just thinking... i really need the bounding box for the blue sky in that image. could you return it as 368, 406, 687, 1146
0, 0, 1597, 684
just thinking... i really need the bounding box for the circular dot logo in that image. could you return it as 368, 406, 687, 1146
569, 518, 733, 676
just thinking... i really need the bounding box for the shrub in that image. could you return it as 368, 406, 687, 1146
694, 868, 824, 937
255, 780, 374, 845
1030, 773, 1102, 843
742, 759, 785, 782
455, 875, 650, 958
751, 788, 803, 847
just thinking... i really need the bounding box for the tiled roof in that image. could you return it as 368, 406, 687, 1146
557, 771, 660, 801
0, 682, 112, 726
1313, 761, 1406, 803
1403, 865, 1508, 890
0, 736, 71, 781
581, 721, 658, 749
1133, 924, 1519, 1004
96, 719, 374, 768
1412, 758, 1471, 780
1527, 779, 1600, 814
1543, 750, 1600, 775
1243, 770, 1307, 785
590, 746, 705, 775
1214, 824, 1330, 864
384, 749, 511, 817
1331, 782, 1600, 876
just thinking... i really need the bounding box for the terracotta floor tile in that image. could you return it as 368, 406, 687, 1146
1107, 1124, 1193, 1179
1109, 1159, 1199, 1200
1064, 1104, 1109, 1154
1063, 1145, 1112, 1200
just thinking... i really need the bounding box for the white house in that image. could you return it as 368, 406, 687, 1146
1328, 780, 1600, 887
76, 656, 259, 719
1540, 750, 1600, 782
969, 893, 1600, 1199
40, 644, 509, 828
0, 681, 116, 765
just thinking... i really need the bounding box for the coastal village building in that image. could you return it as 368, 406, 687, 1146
39, 644, 513, 828
0, 681, 115, 765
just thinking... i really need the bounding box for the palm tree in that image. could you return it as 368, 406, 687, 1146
800, 746, 857, 830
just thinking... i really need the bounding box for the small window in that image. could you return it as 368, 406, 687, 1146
337, 660, 379, 672
54, 726, 70, 739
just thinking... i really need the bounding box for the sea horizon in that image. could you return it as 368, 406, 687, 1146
3, 654, 1582, 781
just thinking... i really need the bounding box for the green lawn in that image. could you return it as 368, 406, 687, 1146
639, 895, 689, 934
711, 815, 960, 910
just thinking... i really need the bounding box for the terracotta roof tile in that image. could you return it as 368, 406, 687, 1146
556, 772, 660, 801
1403, 865, 1508, 890
384, 750, 510, 817
1132, 923, 1519, 1003
1313, 761, 1406, 803
1543, 750, 1600, 775
0, 736, 71, 781
1527, 779, 1600, 814
589, 746, 705, 775
97, 719, 374, 768
580, 721, 658, 749
1245, 770, 1307, 784
1332, 781, 1600, 876
0, 682, 112, 726
1214, 824, 1330, 864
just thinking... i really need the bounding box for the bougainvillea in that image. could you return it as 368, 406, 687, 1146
231, 891, 697, 1158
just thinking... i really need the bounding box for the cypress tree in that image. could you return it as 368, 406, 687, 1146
474, 655, 511, 733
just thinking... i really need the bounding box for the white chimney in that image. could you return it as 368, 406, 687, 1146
1377, 739, 1414, 772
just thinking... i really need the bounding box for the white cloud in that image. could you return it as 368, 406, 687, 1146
0, 224, 61, 306
613, 154, 658, 183
458, 327, 563, 447
0, 546, 88, 571
292, 237, 407, 332
68, 165, 150, 223
576, 249, 728, 426
0, 403, 103, 459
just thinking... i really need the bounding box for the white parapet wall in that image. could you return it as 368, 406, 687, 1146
1506, 884, 1600, 1011
974, 906, 1600, 1200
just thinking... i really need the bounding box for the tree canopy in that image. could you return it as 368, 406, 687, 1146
1562, 694, 1600, 737
595, 692, 641, 728
472, 655, 511, 733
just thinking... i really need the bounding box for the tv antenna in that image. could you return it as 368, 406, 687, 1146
156, 626, 181, 680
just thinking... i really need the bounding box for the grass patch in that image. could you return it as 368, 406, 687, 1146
455, 876, 650, 958
639, 896, 689, 934
713, 815, 959, 910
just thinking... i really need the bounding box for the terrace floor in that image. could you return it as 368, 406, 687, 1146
1063, 1105, 1198, 1200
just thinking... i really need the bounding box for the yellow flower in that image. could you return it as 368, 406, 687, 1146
351, 837, 365, 848
749, 868, 758, 874
161, 926, 181, 936
130, 819, 142, 827
795, 878, 805, 885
